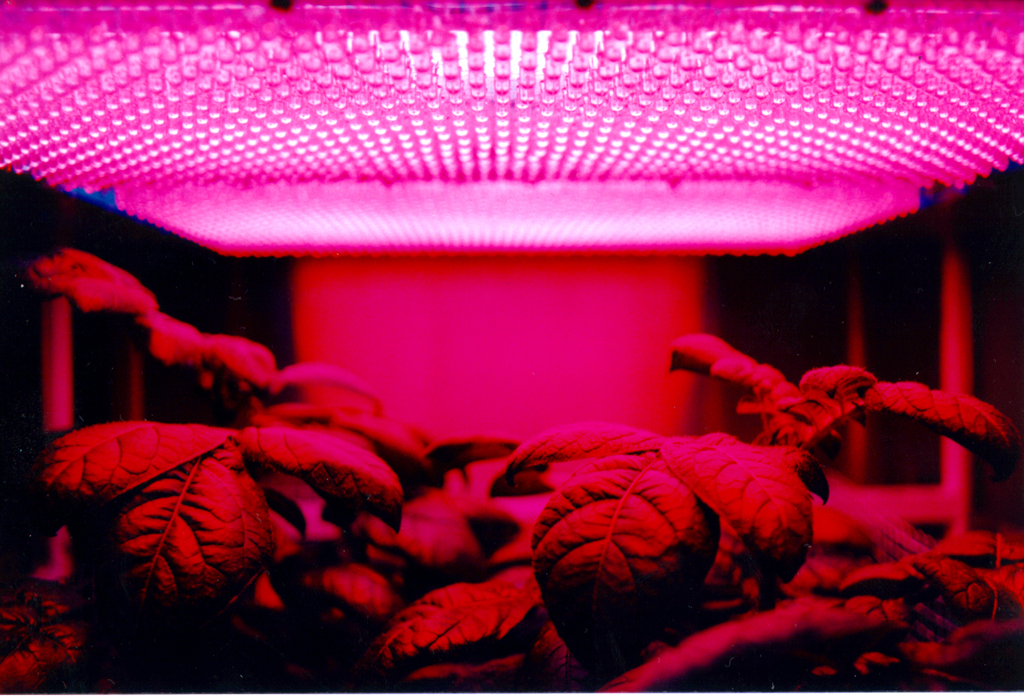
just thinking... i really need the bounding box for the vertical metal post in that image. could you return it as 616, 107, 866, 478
939, 229, 974, 536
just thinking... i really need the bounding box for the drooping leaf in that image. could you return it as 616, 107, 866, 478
840, 561, 926, 599
234, 426, 403, 531
425, 436, 520, 480
930, 530, 1024, 568
504, 422, 663, 486
899, 617, 1024, 690
0, 581, 88, 693
247, 403, 431, 486
531, 451, 719, 674
267, 362, 381, 409
670, 334, 798, 404
518, 621, 594, 692
350, 490, 488, 581
136, 311, 277, 392
136, 311, 207, 366
25, 248, 158, 315
101, 446, 274, 626
911, 554, 997, 622
601, 597, 888, 692
864, 382, 1021, 481
354, 579, 541, 686
33, 421, 233, 525
799, 366, 878, 403
660, 434, 813, 581
200, 334, 278, 391
669, 333, 744, 375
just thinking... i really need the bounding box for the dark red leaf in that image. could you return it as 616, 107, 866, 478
402, 654, 524, 691
298, 563, 405, 625
841, 595, 912, 631
136, 311, 207, 367
531, 451, 719, 674
779, 551, 872, 598
354, 579, 540, 684
201, 334, 278, 391
669, 333, 742, 375
670, 334, 797, 402
137, 311, 277, 390
235, 426, 403, 531
426, 436, 520, 479
911, 554, 997, 621
519, 621, 593, 692
0, 581, 87, 694
504, 422, 663, 486
247, 403, 431, 486
799, 366, 877, 402
839, 561, 926, 599
102, 446, 274, 625
490, 468, 555, 497
33, 422, 233, 523
351, 490, 487, 579
864, 381, 1020, 481
910, 558, 1024, 620
601, 597, 888, 692
25, 248, 158, 315
661, 434, 813, 581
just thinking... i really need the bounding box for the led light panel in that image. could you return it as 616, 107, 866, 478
2, 1, 1023, 253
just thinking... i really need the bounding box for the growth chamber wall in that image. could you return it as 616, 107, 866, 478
1, 0, 1023, 692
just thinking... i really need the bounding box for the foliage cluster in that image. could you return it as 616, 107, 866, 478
2, 248, 1022, 692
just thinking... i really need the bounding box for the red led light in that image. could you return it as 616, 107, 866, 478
2, 1, 1023, 252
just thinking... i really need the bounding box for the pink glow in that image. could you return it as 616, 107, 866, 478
3, 1, 1024, 252
291, 256, 706, 439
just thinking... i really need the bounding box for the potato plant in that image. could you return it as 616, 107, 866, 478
3, 248, 1022, 691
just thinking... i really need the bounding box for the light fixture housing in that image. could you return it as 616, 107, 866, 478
3, 0, 1023, 253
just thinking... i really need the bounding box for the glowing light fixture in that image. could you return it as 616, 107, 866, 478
2, 1, 1023, 253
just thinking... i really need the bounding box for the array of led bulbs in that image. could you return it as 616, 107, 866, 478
2, 1, 1023, 253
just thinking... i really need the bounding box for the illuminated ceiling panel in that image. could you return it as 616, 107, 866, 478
2, 1, 1023, 253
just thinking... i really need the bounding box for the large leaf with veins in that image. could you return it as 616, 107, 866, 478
661, 434, 813, 581
505, 422, 664, 486
531, 452, 718, 675
864, 381, 1020, 481
102, 447, 274, 625
234, 426, 403, 531
33, 422, 233, 524
355, 579, 540, 687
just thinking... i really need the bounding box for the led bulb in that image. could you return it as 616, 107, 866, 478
1, 1, 1023, 253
